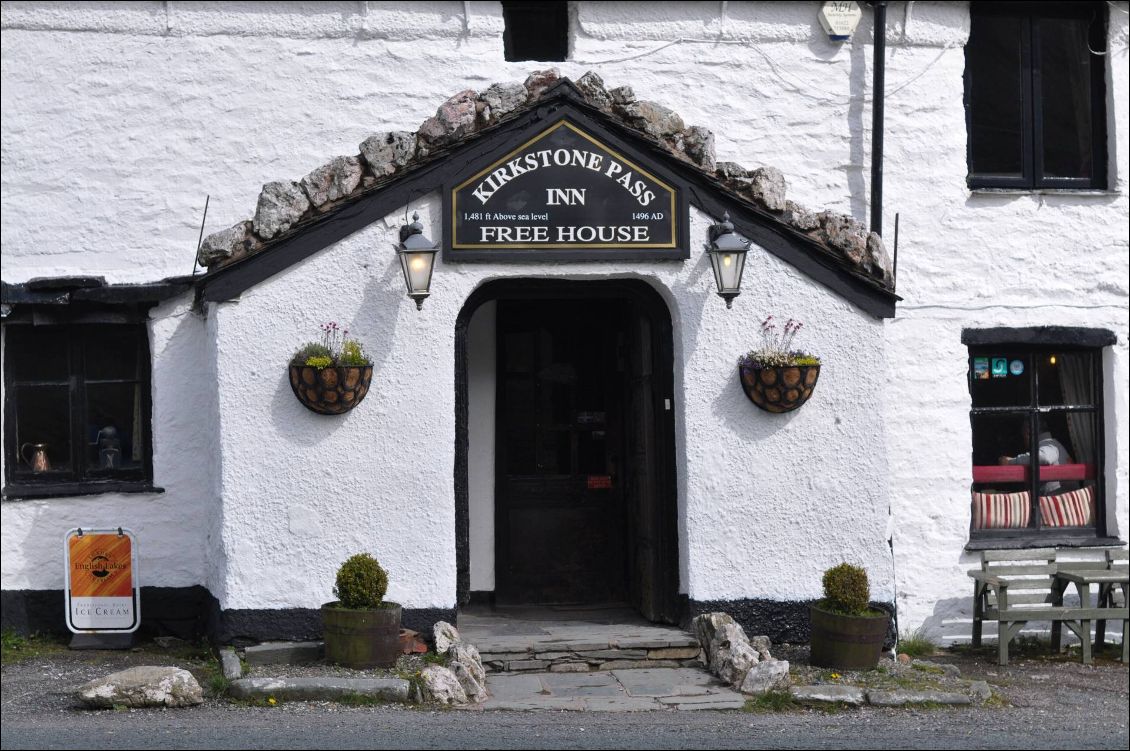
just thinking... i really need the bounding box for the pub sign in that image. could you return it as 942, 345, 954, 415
447, 119, 687, 261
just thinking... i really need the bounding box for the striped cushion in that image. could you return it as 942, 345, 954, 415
972, 490, 1031, 529
1039, 485, 1095, 527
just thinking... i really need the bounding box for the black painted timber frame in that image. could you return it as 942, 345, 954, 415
195, 81, 899, 318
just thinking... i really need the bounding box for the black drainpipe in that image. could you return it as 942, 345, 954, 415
870, 0, 887, 237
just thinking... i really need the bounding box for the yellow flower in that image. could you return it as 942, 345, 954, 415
830, 672, 841, 679
267, 696, 277, 705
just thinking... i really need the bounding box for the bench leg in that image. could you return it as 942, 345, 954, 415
1080, 620, 1092, 665
1122, 618, 1128, 664
1051, 621, 1063, 653
998, 622, 1013, 666
972, 584, 983, 648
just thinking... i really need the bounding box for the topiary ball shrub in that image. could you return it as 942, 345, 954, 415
821, 562, 871, 616
333, 553, 389, 610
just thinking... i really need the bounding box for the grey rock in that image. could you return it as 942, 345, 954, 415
867, 231, 894, 284
910, 659, 960, 678
866, 689, 971, 707
478, 82, 527, 125
748, 166, 787, 212
419, 665, 467, 705
615, 100, 685, 139
301, 155, 362, 211
153, 636, 188, 649
968, 680, 993, 703
418, 89, 478, 145
647, 646, 702, 660
197, 220, 259, 267
680, 125, 715, 172
713, 636, 760, 688
523, 68, 560, 101
597, 659, 681, 670
244, 641, 324, 666
549, 662, 593, 673
577, 649, 647, 660
609, 85, 636, 106
359, 131, 417, 177
783, 200, 820, 231
748, 635, 773, 661
817, 211, 869, 267
690, 612, 737, 651
450, 660, 488, 704
506, 659, 549, 671
433, 621, 461, 655
739, 660, 790, 695
77, 666, 203, 709
575, 70, 612, 110
716, 161, 749, 181
220, 647, 243, 680
253, 180, 310, 240
790, 684, 866, 705
448, 641, 486, 685
229, 676, 408, 703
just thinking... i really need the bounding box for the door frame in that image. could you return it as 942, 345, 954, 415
454, 278, 679, 621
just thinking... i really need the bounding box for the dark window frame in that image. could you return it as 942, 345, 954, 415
966, 343, 1108, 545
3, 315, 157, 500
965, 1, 1109, 190
502, 0, 569, 63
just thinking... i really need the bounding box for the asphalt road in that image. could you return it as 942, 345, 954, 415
3, 702, 1128, 750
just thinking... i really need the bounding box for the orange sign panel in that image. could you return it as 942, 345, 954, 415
69, 534, 133, 597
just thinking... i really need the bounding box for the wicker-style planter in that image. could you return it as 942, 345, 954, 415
739, 363, 821, 413
289, 364, 373, 415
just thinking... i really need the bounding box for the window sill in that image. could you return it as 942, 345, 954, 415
969, 188, 1117, 197
2, 482, 165, 501
966, 535, 1123, 551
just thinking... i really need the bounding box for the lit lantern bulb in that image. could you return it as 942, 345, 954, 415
722, 253, 733, 267
1049, 355, 1057, 366
409, 256, 427, 272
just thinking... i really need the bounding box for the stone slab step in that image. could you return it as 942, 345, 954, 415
243, 641, 324, 666
229, 677, 410, 703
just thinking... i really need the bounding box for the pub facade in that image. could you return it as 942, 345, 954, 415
2, 1, 1126, 645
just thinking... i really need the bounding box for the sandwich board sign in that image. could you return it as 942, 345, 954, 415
64, 527, 140, 633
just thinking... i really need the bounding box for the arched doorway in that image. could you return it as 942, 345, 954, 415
454, 279, 679, 624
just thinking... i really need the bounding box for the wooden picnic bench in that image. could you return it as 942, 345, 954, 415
970, 547, 1128, 665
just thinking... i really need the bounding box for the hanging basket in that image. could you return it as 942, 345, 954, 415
739, 363, 821, 413
289, 365, 373, 415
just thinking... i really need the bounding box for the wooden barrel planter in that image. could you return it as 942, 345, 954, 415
322, 602, 402, 669
289, 365, 373, 415
808, 603, 890, 670
739, 363, 820, 413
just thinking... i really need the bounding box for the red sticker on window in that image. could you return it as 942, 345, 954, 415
587, 475, 612, 489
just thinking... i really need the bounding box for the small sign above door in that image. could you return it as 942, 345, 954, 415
447, 119, 686, 261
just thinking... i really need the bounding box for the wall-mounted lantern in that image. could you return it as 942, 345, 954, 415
397, 211, 438, 310
706, 212, 750, 309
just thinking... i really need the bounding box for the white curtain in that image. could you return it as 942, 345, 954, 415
1059, 354, 1094, 467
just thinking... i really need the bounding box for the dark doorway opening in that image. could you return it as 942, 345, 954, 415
455, 280, 679, 624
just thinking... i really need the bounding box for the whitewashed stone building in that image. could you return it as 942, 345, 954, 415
2, 1, 1126, 645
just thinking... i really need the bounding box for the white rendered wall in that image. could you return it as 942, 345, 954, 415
2, 1, 1126, 629
467, 300, 496, 592
882, 4, 1130, 641
0, 297, 218, 593
206, 194, 891, 612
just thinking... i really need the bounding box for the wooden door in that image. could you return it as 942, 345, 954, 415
495, 299, 627, 604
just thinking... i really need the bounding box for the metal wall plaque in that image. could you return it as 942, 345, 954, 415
447, 119, 686, 261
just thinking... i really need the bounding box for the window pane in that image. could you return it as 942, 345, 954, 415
1038, 17, 1094, 179
1037, 413, 1097, 528
971, 412, 1034, 530
502, 0, 568, 63
6, 326, 69, 383
1038, 351, 1093, 407
968, 13, 1026, 178
14, 385, 72, 476
972, 411, 1032, 470
969, 351, 1031, 407
85, 383, 144, 471
82, 327, 140, 381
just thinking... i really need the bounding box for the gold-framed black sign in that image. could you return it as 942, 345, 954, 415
446, 118, 687, 261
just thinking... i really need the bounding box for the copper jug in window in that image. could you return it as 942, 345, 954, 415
20, 443, 51, 473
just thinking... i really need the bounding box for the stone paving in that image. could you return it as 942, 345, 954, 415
459, 606, 741, 711
481, 667, 745, 711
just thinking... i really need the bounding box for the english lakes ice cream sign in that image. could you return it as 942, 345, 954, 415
64, 528, 139, 633
447, 119, 687, 261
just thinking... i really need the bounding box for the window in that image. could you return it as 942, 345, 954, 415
4, 323, 153, 497
966, 333, 1113, 543
502, 1, 568, 62
965, 2, 1107, 189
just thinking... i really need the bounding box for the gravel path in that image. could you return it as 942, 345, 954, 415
2, 641, 1126, 749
